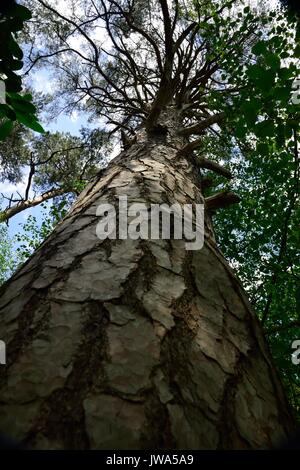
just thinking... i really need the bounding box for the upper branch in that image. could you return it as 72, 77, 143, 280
179, 112, 226, 136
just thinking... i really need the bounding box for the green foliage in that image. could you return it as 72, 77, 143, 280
0, 199, 68, 285
30, 129, 108, 195
14, 199, 68, 262
0, 0, 44, 140
1, 0, 298, 423
195, 3, 300, 419
0, 126, 108, 223
213, 139, 300, 418
0, 223, 17, 284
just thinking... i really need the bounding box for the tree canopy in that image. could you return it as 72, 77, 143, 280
0, 0, 44, 139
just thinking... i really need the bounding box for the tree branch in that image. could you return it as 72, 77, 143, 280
205, 191, 240, 211
1, 188, 69, 222
179, 112, 226, 136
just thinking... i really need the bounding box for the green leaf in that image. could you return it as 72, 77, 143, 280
22, 93, 33, 101
9, 99, 36, 115
276, 123, 286, 148
294, 44, 300, 58
254, 120, 275, 138
0, 120, 13, 140
280, 51, 290, 59
7, 93, 37, 114
247, 64, 263, 79
7, 92, 27, 101
278, 67, 294, 80
234, 121, 247, 139
5, 74, 22, 93
252, 41, 267, 56
265, 52, 281, 70
10, 4, 32, 21
285, 123, 294, 139
247, 66, 276, 92
256, 143, 269, 155
8, 36, 23, 60
10, 59, 23, 71
9, 17, 24, 32
272, 87, 290, 102
241, 100, 258, 126
15, 112, 45, 133
0, 104, 16, 121
270, 35, 281, 48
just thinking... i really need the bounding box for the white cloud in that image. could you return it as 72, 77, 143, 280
31, 70, 56, 94
68, 35, 86, 55
0, 180, 27, 198
0, 167, 34, 204
70, 110, 79, 122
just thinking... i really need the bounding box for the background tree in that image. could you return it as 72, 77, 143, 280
0, 223, 17, 284
197, 4, 300, 416
0, 126, 109, 221
0, 196, 70, 287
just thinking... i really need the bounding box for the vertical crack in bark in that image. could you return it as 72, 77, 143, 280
24, 301, 109, 449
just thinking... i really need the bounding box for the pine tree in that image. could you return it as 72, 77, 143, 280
0, 0, 296, 449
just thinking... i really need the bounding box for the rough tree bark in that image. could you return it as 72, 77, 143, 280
0, 109, 295, 449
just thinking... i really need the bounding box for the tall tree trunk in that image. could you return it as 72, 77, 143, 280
0, 110, 294, 449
